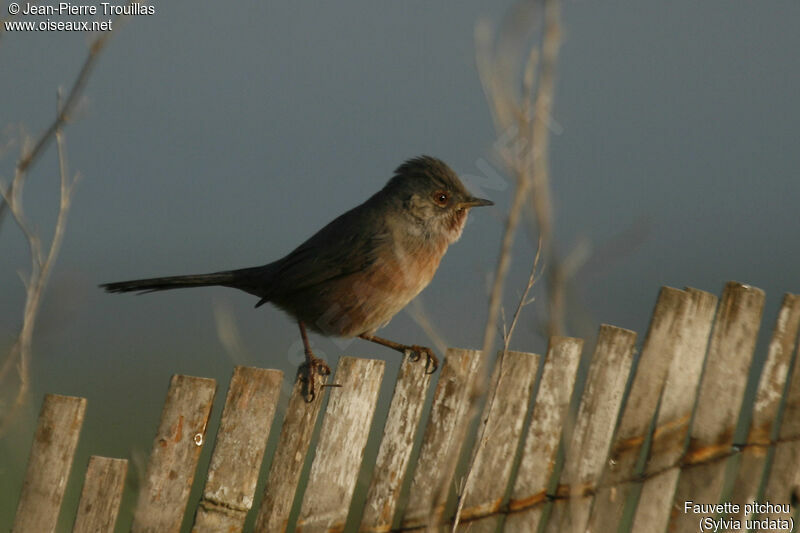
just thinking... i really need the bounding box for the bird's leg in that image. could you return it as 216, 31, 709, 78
298, 321, 333, 402
358, 333, 439, 374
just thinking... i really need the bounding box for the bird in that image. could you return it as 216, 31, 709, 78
101, 156, 493, 400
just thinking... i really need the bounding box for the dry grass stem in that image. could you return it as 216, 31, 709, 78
0, 96, 80, 434
426, 1, 563, 529
503, 234, 544, 354
0, 31, 111, 229
0, 25, 118, 433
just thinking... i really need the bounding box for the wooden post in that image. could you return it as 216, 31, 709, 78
192, 367, 283, 532
72, 456, 128, 533
454, 350, 541, 532
729, 294, 800, 525
630, 288, 717, 531
253, 370, 328, 532
296, 357, 385, 532
667, 282, 765, 532
543, 325, 637, 533
13, 394, 87, 533
505, 337, 583, 533
359, 354, 433, 532
398, 348, 482, 530
131, 374, 216, 533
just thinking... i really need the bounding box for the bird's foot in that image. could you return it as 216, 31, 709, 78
300, 355, 334, 402
357, 333, 439, 374
404, 345, 439, 374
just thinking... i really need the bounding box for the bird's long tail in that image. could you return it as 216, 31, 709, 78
101, 268, 260, 294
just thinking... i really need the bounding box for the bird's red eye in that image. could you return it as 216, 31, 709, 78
433, 190, 449, 206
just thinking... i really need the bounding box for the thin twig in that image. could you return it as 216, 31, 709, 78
429, 1, 562, 529
532, 0, 564, 339
446, 62, 537, 533
427, 14, 545, 533
0, 31, 111, 229
0, 91, 82, 434
503, 233, 544, 354
1, 17, 120, 433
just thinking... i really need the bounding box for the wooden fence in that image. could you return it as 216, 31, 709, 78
9, 281, 800, 532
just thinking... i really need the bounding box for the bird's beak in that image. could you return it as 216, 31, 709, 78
459, 196, 494, 208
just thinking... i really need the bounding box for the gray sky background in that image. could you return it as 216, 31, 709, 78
2, 1, 799, 528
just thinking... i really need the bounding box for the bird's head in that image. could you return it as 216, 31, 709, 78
384, 156, 493, 243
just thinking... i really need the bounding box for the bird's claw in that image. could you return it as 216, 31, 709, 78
404, 347, 421, 362
301, 355, 332, 403
405, 345, 439, 374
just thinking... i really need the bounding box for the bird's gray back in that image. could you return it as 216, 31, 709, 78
254, 194, 390, 306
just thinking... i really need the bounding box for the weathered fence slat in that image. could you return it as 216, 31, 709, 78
631, 287, 717, 531
358, 353, 433, 532
71, 456, 128, 533
455, 350, 541, 532
589, 287, 694, 530
644, 288, 719, 472
296, 357, 385, 532
192, 367, 283, 532
667, 282, 765, 532
504, 337, 583, 533
254, 371, 329, 532
761, 295, 800, 526
13, 394, 87, 533
399, 348, 482, 530
131, 374, 217, 533
544, 325, 637, 533
729, 293, 800, 525
632, 468, 681, 533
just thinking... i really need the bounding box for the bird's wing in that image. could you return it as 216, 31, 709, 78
254, 202, 388, 306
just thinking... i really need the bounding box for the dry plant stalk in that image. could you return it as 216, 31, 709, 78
0, 33, 110, 228
424, 0, 563, 529
0, 30, 115, 435
0, 104, 79, 434
503, 234, 543, 354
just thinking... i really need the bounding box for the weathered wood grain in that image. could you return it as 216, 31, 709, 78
589, 287, 697, 531
13, 394, 87, 533
667, 282, 765, 533
454, 350, 541, 532
131, 374, 217, 533
729, 294, 800, 525
646, 288, 719, 473
359, 354, 433, 532
296, 357, 385, 532
503, 337, 583, 533
631, 288, 717, 531
630, 468, 680, 533
543, 325, 637, 533
399, 348, 482, 530
604, 288, 691, 474
72, 456, 128, 533
761, 293, 800, 526
776, 310, 800, 442
748, 294, 800, 444
192, 367, 283, 532
254, 371, 329, 532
